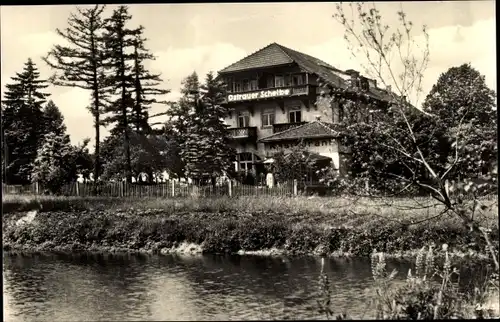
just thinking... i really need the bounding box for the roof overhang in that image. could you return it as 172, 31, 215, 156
259, 134, 339, 143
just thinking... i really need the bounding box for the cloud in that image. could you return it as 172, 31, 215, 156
152, 42, 247, 93
303, 17, 496, 107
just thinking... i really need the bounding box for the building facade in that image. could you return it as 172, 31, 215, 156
217, 42, 391, 178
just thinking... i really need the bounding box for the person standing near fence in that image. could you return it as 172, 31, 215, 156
266, 172, 274, 189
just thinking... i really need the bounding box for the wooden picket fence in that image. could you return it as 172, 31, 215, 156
2, 180, 296, 198
2, 181, 496, 200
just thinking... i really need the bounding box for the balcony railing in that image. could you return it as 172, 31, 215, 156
272, 122, 308, 134
227, 126, 257, 140
225, 85, 314, 103
291, 86, 309, 96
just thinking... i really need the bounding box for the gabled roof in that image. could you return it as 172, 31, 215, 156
258, 120, 344, 143
218, 42, 394, 103
218, 43, 295, 74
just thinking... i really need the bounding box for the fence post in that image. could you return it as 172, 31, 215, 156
171, 179, 175, 197
293, 179, 298, 196
35, 181, 39, 195
76, 182, 79, 196
228, 179, 233, 197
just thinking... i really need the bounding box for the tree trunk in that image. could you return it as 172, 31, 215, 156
93, 112, 100, 195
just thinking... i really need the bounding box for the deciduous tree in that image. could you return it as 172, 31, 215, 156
327, 2, 498, 271
271, 141, 319, 185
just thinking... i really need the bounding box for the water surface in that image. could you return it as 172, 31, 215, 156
2, 252, 484, 321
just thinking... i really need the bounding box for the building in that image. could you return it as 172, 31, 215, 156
217, 42, 392, 179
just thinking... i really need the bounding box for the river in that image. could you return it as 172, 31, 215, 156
2, 252, 488, 321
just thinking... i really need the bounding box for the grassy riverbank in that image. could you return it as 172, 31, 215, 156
3, 194, 498, 258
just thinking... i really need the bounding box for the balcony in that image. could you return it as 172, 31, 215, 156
228, 127, 257, 140
225, 85, 314, 104
272, 122, 308, 134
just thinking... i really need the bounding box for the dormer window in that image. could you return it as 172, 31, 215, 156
360, 77, 369, 91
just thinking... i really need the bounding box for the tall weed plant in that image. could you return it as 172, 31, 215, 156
317, 244, 498, 319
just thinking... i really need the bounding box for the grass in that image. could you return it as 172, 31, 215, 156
2, 194, 498, 258
3, 193, 498, 230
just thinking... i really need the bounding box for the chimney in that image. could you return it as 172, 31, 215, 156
345, 69, 360, 88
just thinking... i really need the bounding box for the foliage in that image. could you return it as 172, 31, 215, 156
180, 72, 236, 182
73, 139, 94, 182
44, 5, 108, 187
329, 3, 498, 272
161, 72, 202, 178
31, 132, 78, 194
41, 100, 67, 138
101, 5, 142, 183
130, 27, 170, 134
3, 194, 498, 257
1, 59, 51, 184
271, 140, 320, 184
369, 247, 472, 319
100, 130, 172, 182
422, 64, 497, 180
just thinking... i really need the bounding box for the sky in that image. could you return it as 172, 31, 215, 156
0, 1, 496, 150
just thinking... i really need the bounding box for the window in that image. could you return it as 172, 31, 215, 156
239, 152, 253, 172
275, 75, 285, 88
242, 79, 250, 91
266, 75, 274, 88
284, 74, 291, 86
261, 109, 275, 128
338, 103, 344, 123
250, 79, 258, 91
238, 112, 250, 128
234, 81, 242, 92
226, 78, 233, 92
289, 107, 302, 123
292, 74, 304, 86
360, 77, 369, 91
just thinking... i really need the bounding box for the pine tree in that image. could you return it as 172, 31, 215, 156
102, 5, 140, 183
1, 59, 51, 184
181, 72, 235, 184
164, 72, 201, 179
42, 100, 67, 138
43, 5, 108, 191
32, 131, 77, 194
166, 72, 200, 138
130, 28, 170, 134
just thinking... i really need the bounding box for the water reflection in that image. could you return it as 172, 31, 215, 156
2, 252, 483, 321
